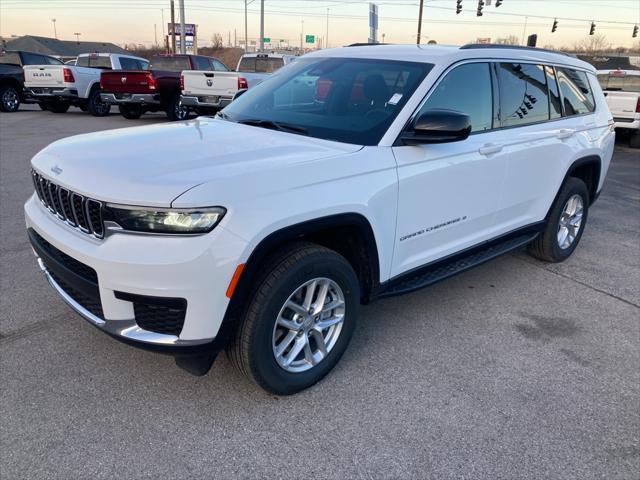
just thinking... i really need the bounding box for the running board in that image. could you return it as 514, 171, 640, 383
378, 232, 538, 298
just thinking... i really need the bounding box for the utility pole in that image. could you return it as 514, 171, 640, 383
51, 19, 57, 39
170, 0, 176, 54
259, 0, 265, 52
521, 16, 528, 45
154, 24, 158, 47
326, 8, 329, 48
179, 0, 186, 54
416, 0, 424, 44
234, 29, 237, 47
244, 0, 249, 52
300, 19, 304, 52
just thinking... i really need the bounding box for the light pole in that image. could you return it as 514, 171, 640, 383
325, 8, 329, 48
417, 0, 424, 44
179, 0, 186, 54
259, 0, 264, 52
51, 19, 57, 39
300, 19, 304, 52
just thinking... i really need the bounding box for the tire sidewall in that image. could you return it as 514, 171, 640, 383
249, 254, 359, 395
88, 89, 110, 117
545, 178, 589, 261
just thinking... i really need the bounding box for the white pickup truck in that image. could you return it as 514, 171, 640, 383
236, 52, 296, 88
24, 52, 148, 116
180, 61, 248, 114
597, 69, 640, 148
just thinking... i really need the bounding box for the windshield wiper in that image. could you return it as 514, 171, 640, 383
236, 119, 308, 135
216, 111, 231, 120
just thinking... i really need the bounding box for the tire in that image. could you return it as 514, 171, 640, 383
629, 132, 640, 149
227, 242, 360, 395
528, 177, 589, 263
165, 95, 189, 121
87, 89, 111, 117
38, 103, 49, 111
47, 101, 70, 113
118, 104, 143, 120
0, 85, 20, 112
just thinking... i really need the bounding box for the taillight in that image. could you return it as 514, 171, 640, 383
180, 74, 184, 91
636, 97, 640, 113
63, 67, 75, 83
147, 72, 157, 90
237, 76, 248, 90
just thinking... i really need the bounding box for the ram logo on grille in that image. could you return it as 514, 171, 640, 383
31, 170, 104, 239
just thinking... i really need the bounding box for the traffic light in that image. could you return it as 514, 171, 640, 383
589, 22, 596, 35
495, 0, 503, 7
552, 19, 558, 33
456, 0, 462, 14
477, 0, 484, 17
634, 25, 638, 38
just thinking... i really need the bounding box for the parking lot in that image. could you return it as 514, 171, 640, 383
1, 106, 638, 479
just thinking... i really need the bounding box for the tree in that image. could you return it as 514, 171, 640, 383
573, 34, 612, 54
211, 33, 223, 49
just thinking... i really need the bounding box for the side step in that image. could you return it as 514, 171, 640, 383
379, 232, 538, 298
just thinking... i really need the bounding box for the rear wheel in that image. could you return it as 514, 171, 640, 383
118, 104, 144, 119
46, 100, 70, 113
227, 242, 359, 395
166, 95, 189, 121
528, 177, 589, 263
87, 89, 111, 117
0, 85, 20, 112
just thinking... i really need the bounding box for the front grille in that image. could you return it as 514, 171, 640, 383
32, 170, 104, 239
48, 269, 104, 318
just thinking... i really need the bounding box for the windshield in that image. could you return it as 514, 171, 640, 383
149, 56, 191, 71
238, 56, 285, 73
597, 73, 640, 92
222, 57, 432, 145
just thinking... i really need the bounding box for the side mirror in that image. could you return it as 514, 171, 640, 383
401, 109, 471, 145
232, 88, 248, 101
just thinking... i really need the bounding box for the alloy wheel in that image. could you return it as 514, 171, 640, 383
557, 194, 584, 249
2, 88, 19, 111
272, 277, 346, 373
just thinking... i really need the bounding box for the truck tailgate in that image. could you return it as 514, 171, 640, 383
23, 65, 66, 87
100, 70, 154, 93
182, 70, 239, 97
605, 91, 639, 120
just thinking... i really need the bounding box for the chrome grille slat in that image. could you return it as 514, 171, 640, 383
31, 169, 103, 239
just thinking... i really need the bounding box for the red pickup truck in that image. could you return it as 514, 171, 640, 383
100, 54, 226, 121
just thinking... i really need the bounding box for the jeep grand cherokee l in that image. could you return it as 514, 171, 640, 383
25, 44, 615, 394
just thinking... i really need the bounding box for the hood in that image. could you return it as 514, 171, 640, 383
31, 118, 362, 207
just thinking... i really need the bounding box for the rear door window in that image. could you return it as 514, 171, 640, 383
418, 62, 493, 133
556, 68, 595, 115
194, 56, 212, 70
496, 63, 550, 127
211, 59, 229, 71
119, 57, 145, 70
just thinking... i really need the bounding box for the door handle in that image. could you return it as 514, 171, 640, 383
478, 143, 503, 155
556, 129, 575, 139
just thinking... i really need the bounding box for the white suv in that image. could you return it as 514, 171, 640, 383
25, 44, 615, 394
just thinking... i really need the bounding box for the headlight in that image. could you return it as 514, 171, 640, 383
106, 206, 226, 234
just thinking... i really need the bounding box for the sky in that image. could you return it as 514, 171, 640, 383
1, 0, 639, 50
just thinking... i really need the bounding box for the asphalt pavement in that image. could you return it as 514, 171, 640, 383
1, 106, 638, 479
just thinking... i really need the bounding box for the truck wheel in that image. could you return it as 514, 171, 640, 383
227, 242, 359, 395
47, 101, 70, 113
0, 85, 20, 112
528, 177, 590, 263
166, 95, 189, 121
87, 89, 111, 117
38, 103, 49, 111
118, 105, 143, 120
630, 132, 640, 149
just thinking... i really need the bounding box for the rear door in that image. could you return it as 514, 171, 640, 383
391, 62, 507, 276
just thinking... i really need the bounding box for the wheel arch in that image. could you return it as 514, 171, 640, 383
562, 155, 602, 206
224, 213, 381, 326
0, 78, 23, 98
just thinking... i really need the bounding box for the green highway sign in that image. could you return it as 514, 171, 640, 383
305, 35, 315, 43
263, 37, 271, 42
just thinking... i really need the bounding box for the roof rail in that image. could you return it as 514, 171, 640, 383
459, 43, 573, 57
346, 43, 390, 47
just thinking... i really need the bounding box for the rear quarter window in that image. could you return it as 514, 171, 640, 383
556, 68, 595, 115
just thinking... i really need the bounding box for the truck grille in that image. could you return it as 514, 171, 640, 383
32, 170, 104, 239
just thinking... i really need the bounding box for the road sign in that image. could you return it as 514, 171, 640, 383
263, 37, 271, 43
305, 35, 315, 43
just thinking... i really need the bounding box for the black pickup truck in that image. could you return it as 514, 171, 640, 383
0, 50, 63, 112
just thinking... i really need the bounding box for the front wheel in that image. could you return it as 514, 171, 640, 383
528, 177, 589, 263
166, 95, 189, 121
227, 242, 360, 395
0, 85, 20, 112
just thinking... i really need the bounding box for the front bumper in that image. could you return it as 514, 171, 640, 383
25, 87, 78, 100
181, 94, 232, 109
100, 92, 160, 106
25, 194, 248, 350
